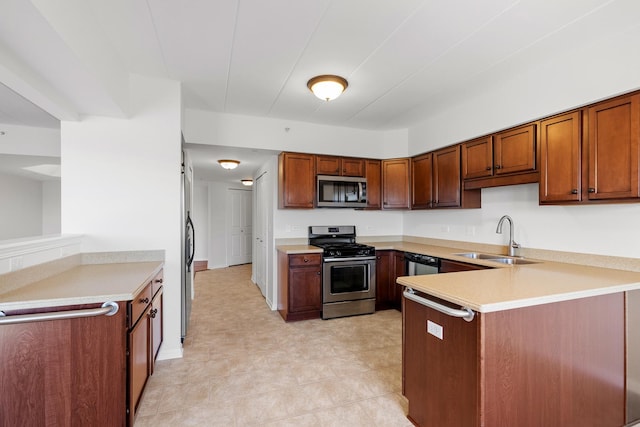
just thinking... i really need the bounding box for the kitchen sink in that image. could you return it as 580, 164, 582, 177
453, 252, 539, 265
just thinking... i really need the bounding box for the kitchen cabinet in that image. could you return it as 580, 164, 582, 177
375, 250, 405, 311
277, 252, 322, 321
402, 290, 625, 427
278, 152, 315, 209
412, 145, 481, 209
539, 111, 582, 203
316, 155, 365, 177
439, 259, 489, 273
462, 123, 538, 189
382, 158, 411, 209
540, 93, 640, 204
587, 93, 640, 201
365, 159, 382, 209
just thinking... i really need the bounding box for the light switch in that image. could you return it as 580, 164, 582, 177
427, 320, 443, 340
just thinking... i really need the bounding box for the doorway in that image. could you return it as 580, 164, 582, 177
226, 188, 252, 266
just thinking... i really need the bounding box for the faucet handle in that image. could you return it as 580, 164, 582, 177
512, 241, 520, 249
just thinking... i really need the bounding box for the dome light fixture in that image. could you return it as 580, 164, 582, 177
218, 159, 240, 170
307, 75, 348, 101
241, 179, 253, 186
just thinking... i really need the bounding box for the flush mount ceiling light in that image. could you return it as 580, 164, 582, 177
307, 75, 348, 101
241, 179, 253, 186
218, 159, 240, 170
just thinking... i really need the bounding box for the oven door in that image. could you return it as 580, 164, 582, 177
322, 257, 376, 303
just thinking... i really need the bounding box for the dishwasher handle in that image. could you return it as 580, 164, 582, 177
404, 288, 475, 322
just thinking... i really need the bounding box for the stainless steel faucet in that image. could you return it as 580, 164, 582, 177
496, 215, 520, 257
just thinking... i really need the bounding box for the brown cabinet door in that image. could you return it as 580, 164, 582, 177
411, 153, 433, 209
342, 157, 365, 177
539, 111, 582, 203
462, 136, 493, 179
588, 94, 640, 200
316, 155, 341, 175
375, 250, 393, 310
150, 287, 163, 372
279, 152, 315, 208
288, 266, 321, 313
129, 307, 151, 425
439, 259, 489, 273
382, 158, 410, 209
365, 159, 382, 209
404, 296, 479, 427
433, 145, 461, 207
494, 124, 537, 175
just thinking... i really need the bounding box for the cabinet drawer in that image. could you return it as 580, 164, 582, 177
151, 270, 164, 296
129, 283, 152, 328
289, 253, 321, 266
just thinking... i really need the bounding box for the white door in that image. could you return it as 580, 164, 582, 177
254, 173, 268, 296
227, 189, 252, 266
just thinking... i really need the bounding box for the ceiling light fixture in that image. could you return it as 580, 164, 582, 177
218, 159, 240, 170
307, 75, 348, 101
241, 179, 253, 186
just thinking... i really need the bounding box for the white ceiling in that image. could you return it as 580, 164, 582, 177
1, 0, 639, 178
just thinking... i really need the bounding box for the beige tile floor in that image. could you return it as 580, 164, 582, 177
134, 264, 412, 426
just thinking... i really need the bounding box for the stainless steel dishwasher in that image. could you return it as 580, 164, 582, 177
405, 252, 439, 276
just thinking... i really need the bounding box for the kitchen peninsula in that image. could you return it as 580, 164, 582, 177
0, 252, 164, 426
383, 241, 640, 427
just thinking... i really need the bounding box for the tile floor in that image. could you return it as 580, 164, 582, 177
135, 264, 413, 426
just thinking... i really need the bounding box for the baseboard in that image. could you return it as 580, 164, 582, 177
194, 260, 208, 272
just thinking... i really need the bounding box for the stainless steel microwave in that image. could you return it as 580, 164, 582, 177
316, 175, 367, 208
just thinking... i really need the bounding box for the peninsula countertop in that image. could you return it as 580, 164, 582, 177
276, 240, 640, 313
0, 261, 164, 311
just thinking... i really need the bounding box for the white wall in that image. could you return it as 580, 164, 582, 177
0, 123, 60, 156
192, 182, 209, 263
42, 180, 60, 235
0, 172, 42, 239
405, 24, 640, 258
61, 75, 183, 360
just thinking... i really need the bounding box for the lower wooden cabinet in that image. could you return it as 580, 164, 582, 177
403, 290, 625, 427
375, 250, 406, 311
278, 252, 322, 321
128, 271, 164, 425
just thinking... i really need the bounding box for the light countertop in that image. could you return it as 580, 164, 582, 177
0, 261, 163, 311
276, 241, 640, 313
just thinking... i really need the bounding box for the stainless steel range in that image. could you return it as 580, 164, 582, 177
308, 225, 376, 319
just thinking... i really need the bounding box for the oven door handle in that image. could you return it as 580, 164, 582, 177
323, 256, 376, 262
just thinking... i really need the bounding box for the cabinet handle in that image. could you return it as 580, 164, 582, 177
495, 165, 502, 169
588, 188, 596, 193
154, 278, 163, 284
139, 297, 150, 304
150, 308, 158, 319
404, 289, 474, 322
376, 256, 381, 259
317, 271, 321, 275
303, 258, 309, 263
486, 167, 492, 171
571, 189, 578, 194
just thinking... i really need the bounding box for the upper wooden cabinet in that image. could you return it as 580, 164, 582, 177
365, 159, 382, 209
382, 158, 411, 209
412, 145, 481, 209
540, 93, 640, 204
278, 152, 315, 209
462, 124, 538, 189
316, 155, 365, 177
588, 93, 640, 201
539, 111, 582, 203
411, 153, 433, 209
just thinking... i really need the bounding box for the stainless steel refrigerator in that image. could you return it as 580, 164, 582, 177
181, 148, 194, 342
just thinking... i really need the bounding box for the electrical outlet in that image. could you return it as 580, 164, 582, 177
10, 256, 24, 271
427, 320, 443, 340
